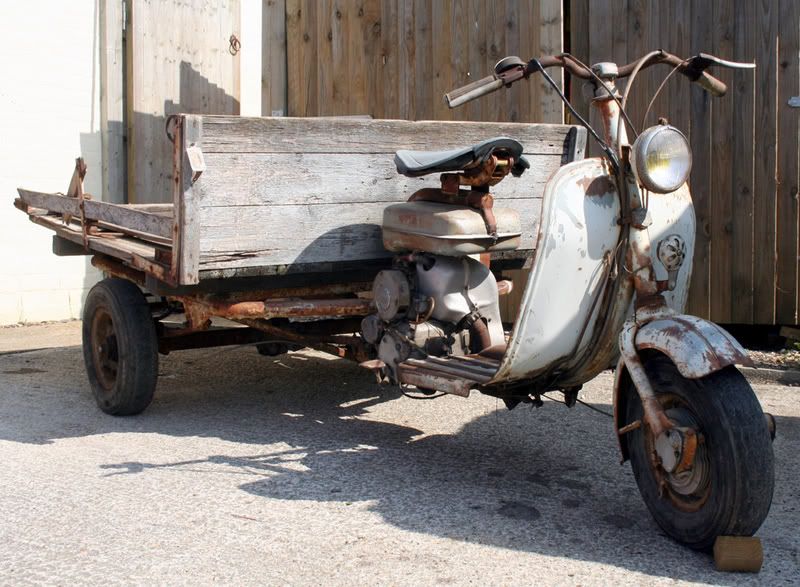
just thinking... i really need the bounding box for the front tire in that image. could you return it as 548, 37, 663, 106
82, 278, 159, 416
624, 355, 774, 551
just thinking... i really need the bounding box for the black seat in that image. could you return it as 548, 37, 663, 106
394, 136, 528, 178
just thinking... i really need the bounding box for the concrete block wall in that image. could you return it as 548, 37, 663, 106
0, 1, 262, 326
0, 2, 103, 325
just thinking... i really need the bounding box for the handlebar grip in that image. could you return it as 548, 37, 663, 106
694, 71, 727, 97
445, 75, 505, 108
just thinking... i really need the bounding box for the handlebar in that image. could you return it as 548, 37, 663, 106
445, 51, 755, 108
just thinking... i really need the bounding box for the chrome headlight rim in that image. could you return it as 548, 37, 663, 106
631, 124, 692, 194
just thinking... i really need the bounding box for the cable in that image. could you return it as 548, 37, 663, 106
541, 392, 614, 418
641, 59, 691, 129
559, 53, 638, 137
528, 59, 620, 171
576, 398, 614, 418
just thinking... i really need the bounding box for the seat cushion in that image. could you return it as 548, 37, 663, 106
394, 137, 524, 177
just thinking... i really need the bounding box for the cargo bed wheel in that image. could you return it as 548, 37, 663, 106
624, 355, 774, 551
82, 278, 158, 415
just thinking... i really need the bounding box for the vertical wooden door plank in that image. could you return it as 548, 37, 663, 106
431, 1, 453, 121
413, 0, 433, 120
686, 1, 713, 318
100, 0, 126, 204
262, 0, 288, 117
363, 0, 384, 117
127, 0, 241, 203
331, 0, 349, 115
538, 0, 562, 123
709, 0, 734, 323
729, 0, 756, 323
285, 0, 303, 115
450, 0, 470, 122
316, 0, 335, 116
467, 0, 488, 122
751, 0, 778, 323
393, 0, 417, 120
568, 0, 590, 126
383, 0, 402, 119
776, 0, 800, 323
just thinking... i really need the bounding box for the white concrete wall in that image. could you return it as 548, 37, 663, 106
0, 1, 103, 325
0, 1, 262, 326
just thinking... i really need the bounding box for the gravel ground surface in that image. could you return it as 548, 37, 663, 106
748, 348, 800, 371
0, 322, 798, 586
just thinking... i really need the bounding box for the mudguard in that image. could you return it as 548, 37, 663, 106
612, 314, 752, 461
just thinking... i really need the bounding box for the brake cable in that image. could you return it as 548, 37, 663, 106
558, 52, 639, 137
618, 50, 663, 155
528, 59, 620, 171
641, 58, 692, 130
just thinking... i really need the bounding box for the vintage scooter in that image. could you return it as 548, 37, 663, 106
361, 51, 774, 550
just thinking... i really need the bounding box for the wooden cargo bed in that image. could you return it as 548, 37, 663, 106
15, 115, 586, 289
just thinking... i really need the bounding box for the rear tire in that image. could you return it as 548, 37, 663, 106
82, 278, 158, 416
624, 355, 774, 551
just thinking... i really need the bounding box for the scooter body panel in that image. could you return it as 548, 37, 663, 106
492, 158, 621, 382
492, 158, 696, 384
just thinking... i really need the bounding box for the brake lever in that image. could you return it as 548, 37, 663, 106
687, 53, 755, 78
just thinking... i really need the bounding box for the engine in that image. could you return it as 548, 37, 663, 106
362, 254, 506, 381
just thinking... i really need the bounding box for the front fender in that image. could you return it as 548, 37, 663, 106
634, 314, 752, 377
612, 315, 752, 461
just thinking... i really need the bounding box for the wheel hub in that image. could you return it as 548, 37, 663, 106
647, 400, 711, 510
91, 308, 119, 391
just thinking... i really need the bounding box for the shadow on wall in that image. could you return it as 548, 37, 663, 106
130, 61, 240, 205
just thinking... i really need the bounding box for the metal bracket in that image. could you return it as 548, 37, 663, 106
186, 145, 206, 182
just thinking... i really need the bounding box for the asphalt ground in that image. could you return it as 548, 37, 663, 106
0, 322, 797, 585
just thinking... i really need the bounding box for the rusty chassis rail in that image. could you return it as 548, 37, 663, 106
92, 254, 376, 360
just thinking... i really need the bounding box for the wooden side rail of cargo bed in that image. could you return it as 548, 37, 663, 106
15, 116, 586, 287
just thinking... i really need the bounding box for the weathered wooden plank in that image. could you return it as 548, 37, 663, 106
754, 0, 780, 322
198, 198, 542, 269
17, 189, 173, 240
361, 0, 384, 117
127, 0, 241, 204
729, 0, 756, 323
709, 0, 734, 324
198, 152, 564, 207
176, 115, 204, 285
29, 214, 165, 266
262, 0, 288, 117
776, 0, 800, 323
413, 0, 433, 120
382, 0, 401, 118
285, 0, 304, 116
396, 2, 417, 120
686, 0, 713, 319
199, 116, 581, 154
538, 0, 562, 123
99, 0, 126, 204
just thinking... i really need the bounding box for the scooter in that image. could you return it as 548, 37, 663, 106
362, 51, 775, 550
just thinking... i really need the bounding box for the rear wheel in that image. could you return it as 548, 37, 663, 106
82, 278, 158, 415
624, 355, 774, 551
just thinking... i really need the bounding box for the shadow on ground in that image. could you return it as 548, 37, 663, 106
1, 344, 798, 584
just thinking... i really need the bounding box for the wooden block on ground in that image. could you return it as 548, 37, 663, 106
713, 536, 763, 573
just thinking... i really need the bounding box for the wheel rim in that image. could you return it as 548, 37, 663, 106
90, 307, 119, 391
644, 393, 711, 512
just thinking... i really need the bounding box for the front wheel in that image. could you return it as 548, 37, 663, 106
624, 355, 774, 551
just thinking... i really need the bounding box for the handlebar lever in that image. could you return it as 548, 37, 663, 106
445, 58, 527, 109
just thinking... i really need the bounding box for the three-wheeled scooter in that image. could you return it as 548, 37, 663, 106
14, 50, 775, 551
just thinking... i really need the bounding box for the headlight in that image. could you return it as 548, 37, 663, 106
631, 125, 692, 194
